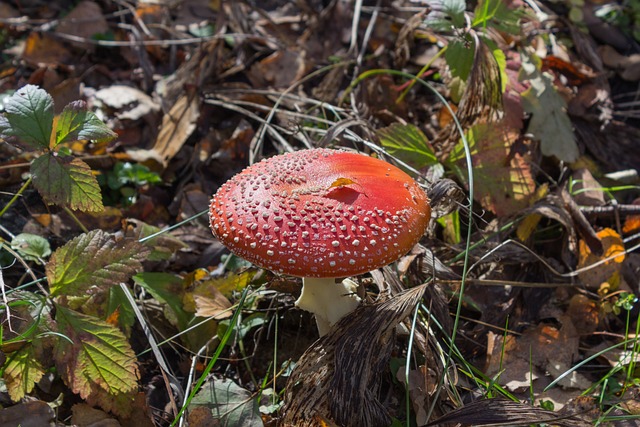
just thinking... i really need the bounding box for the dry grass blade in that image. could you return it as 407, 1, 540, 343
280, 284, 428, 427
425, 398, 590, 426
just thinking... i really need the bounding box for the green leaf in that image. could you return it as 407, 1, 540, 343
472, 0, 524, 34
47, 229, 149, 297
2, 86, 52, 147
495, 50, 508, 93
424, 0, 466, 30
54, 305, 138, 416
31, 152, 104, 211
445, 39, 475, 81
3, 344, 45, 401
377, 123, 440, 169
520, 54, 578, 162
132, 272, 189, 329
55, 100, 117, 147
10, 233, 51, 261
189, 377, 263, 427
0, 85, 54, 150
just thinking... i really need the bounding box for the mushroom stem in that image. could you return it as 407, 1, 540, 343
295, 277, 362, 336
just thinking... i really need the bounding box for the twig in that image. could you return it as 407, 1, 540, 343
580, 204, 640, 216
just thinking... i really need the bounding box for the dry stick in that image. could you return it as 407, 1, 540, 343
441, 278, 576, 288
44, 30, 283, 48
580, 204, 640, 216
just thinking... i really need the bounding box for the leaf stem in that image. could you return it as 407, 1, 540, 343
0, 176, 33, 219
63, 206, 89, 233
396, 45, 447, 103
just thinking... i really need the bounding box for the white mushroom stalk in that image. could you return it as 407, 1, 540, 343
295, 278, 361, 336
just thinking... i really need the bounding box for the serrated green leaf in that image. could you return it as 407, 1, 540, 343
47, 229, 149, 297
31, 153, 104, 212
377, 123, 439, 169
520, 54, 578, 162
0, 85, 54, 150
55, 305, 138, 416
190, 378, 263, 427
3, 344, 45, 401
55, 100, 117, 147
10, 233, 51, 261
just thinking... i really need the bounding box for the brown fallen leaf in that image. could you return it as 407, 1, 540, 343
0, 400, 55, 427
151, 89, 200, 168
57, 1, 109, 46
22, 33, 72, 67
396, 364, 439, 426
248, 50, 309, 89
72, 403, 120, 426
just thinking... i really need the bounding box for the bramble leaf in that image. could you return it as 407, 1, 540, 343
55, 100, 117, 147
377, 123, 439, 169
31, 152, 104, 212
54, 305, 138, 416
3, 344, 45, 401
47, 229, 149, 297
446, 39, 475, 82
0, 85, 54, 150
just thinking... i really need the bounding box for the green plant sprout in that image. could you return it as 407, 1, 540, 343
98, 161, 162, 206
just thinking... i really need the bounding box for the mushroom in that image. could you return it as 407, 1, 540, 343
209, 148, 431, 335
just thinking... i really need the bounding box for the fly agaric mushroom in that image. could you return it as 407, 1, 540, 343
209, 148, 430, 335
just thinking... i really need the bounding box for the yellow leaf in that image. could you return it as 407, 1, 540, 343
329, 177, 356, 188
517, 213, 541, 242
578, 228, 625, 288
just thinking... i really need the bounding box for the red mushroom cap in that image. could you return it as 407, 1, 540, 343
209, 148, 431, 277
